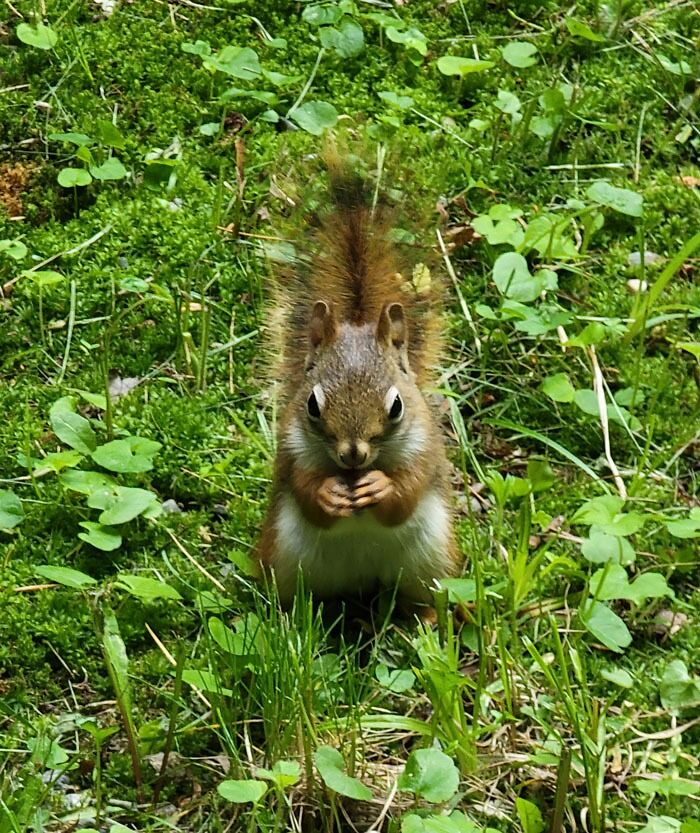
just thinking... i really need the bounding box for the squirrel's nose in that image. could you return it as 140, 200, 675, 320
338, 440, 370, 468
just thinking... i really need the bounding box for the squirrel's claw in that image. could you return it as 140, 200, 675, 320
351, 470, 394, 508
317, 476, 355, 518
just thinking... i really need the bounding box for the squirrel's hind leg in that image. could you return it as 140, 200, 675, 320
256, 515, 297, 608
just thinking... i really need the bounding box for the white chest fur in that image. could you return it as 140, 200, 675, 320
272, 490, 451, 601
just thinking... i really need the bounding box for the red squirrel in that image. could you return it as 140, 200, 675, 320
257, 155, 458, 610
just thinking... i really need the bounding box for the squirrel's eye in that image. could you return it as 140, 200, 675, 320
387, 388, 403, 422
307, 384, 325, 421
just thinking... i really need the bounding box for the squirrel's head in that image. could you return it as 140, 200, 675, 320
289, 300, 427, 471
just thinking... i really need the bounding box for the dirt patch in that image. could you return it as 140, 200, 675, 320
0, 161, 38, 218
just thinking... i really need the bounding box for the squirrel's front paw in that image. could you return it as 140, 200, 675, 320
351, 470, 394, 509
317, 476, 355, 518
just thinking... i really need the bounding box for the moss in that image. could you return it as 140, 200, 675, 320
2, 0, 700, 827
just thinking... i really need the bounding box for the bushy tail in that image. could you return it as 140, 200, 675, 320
268, 149, 442, 390
312, 151, 399, 326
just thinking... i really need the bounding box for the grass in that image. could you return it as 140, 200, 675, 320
1, 0, 700, 831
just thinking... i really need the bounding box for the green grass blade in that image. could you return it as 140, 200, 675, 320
487, 418, 611, 491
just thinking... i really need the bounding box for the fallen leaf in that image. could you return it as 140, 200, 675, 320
435, 199, 449, 222
145, 751, 183, 771
544, 515, 566, 534
443, 224, 480, 252
269, 176, 295, 206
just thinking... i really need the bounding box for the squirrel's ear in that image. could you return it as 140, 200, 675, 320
377, 302, 407, 350
309, 300, 337, 348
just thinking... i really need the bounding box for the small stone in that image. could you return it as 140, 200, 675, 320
43, 771, 70, 787
652, 609, 689, 637
628, 250, 661, 267
93, 0, 117, 17
108, 375, 140, 399
626, 278, 648, 293
62, 793, 85, 810
454, 493, 483, 516
161, 499, 182, 514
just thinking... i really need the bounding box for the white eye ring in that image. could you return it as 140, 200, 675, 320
385, 385, 403, 422
307, 384, 325, 421
313, 384, 326, 410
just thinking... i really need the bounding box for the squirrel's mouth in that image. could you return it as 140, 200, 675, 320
334, 458, 374, 472
332, 443, 376, 471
